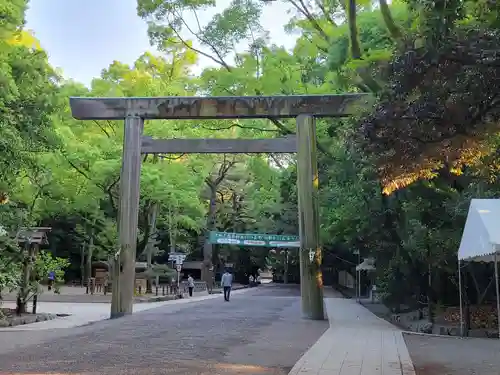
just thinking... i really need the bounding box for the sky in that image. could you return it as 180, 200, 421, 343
25, 0, 298, 86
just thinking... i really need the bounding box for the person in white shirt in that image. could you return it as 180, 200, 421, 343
221, 269, 233, 301
187, 274, 195, 297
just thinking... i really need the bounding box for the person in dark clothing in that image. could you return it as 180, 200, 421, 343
221, 269, 233, 301
187, 274, 194, 297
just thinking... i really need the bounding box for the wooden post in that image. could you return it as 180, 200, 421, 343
296, 114, 324, 320
111, 115, 144, 318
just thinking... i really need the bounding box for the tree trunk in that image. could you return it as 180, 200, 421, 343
204, 186, 217, 261
17, 243, 33, 315
146, 202, 158, 294
202, 186, 218, 289
31, 244, 40, 311
427, 259, 435, 324
16, 296, 26, 315
80, 244, 85, 287
168, 204, 176, 253
347, 0, 382, 92
284, 250, 289, 284
378, 0, 402, 41
85, 221, 95, 287
32, 294, 37, 314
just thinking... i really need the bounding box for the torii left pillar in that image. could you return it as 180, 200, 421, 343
112, 115, 144, 318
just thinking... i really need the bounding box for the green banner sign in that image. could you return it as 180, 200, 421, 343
208, 231, 300, 248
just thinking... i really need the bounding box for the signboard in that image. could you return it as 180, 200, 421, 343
168, 252, 186, 265
208, 231, 300, 248
176, 264, 182, 272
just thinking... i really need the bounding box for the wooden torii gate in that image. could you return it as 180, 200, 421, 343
69, 94, 366, 320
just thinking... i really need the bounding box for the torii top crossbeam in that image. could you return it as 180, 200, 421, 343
69, 94, 368, 120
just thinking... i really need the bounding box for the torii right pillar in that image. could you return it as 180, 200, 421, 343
296, 114, 324, 320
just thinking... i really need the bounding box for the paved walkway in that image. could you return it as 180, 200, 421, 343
288, 298, 416, 375
0, 284, 328, 375
0, 290, 242, 330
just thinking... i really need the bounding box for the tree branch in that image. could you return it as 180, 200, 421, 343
288, 0, 330, 43
193, 121, 278, 132
173, 9, 232, 71
378, 0, 402, 42
314, 0, 336, 26
93, 120, 111, 138
106, 176, 120, 213
62, 152, 92, 181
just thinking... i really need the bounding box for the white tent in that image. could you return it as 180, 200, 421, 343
458, 199, 500, 338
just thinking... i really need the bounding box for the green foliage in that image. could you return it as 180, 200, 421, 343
2, 0, 500, 315
138, 264, 176, 279
0, 35, 60, 197
0, 0, 26, 36
0, 236, 21, 292
33, 251, 70, 285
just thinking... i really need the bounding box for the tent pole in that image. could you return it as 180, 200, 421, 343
458, 259, 464, 337
495, 252, 500, 340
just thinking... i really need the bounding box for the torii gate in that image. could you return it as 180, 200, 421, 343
69, 94, 366, 320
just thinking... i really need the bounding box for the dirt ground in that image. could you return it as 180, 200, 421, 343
404, 332, 500, 375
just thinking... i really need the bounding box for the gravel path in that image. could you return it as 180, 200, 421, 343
404, 333, 500, 375
0, 284, 328, 375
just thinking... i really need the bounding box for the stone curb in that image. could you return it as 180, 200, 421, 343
134, 295, 178, 303
0, 313, 58, 328
402, 331, 467, 340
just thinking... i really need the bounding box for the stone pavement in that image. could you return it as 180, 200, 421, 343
289, 297, 416, 375
0, 290, 241, 330
0, 284, 329, 375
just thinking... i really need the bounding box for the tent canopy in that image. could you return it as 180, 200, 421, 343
458, 199, 500, 262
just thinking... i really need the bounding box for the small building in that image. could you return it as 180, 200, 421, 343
15, 227, 51, 246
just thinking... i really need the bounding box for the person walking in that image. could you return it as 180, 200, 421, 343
221, 269, 233, 302
248, 274, 254, 287
187, 274, 195, 297
48, 271, 55, 291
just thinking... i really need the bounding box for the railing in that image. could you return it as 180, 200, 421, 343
180, 280, 208, 293
136, 281, 208, 295
69, 279, 209, 296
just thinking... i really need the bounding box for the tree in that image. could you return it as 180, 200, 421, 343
357, 1, 500, 193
